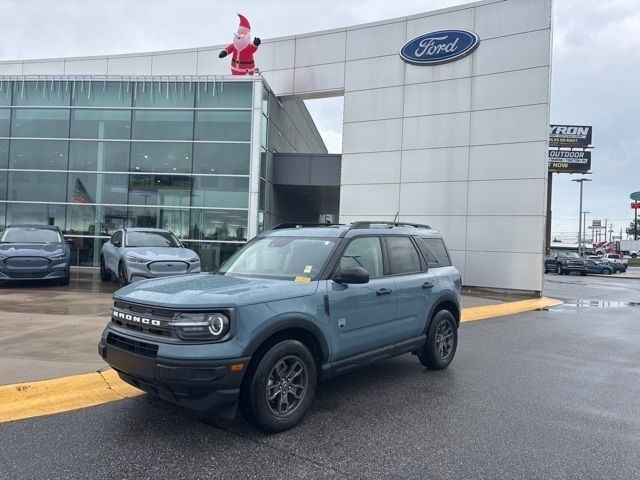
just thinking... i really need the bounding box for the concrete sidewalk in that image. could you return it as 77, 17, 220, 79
0, 270, 514, 385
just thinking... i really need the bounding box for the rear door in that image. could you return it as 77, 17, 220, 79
384, 236, 436, 342
328, 236, 397, 360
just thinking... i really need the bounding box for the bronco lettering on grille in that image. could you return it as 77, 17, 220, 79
112, 309, 161, 327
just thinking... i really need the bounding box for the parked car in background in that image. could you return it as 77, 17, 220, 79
629, 250, 639, 259
544, 252, 587, 275
601, 253, 629, 268
100, 228, 201, 287
0, 225, 70, 285
587, 260, 627, 275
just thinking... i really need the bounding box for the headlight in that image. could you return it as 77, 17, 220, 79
126, 254, 147, 264
171, 312, 231, 341
49, 253, 68, 260
187, 256, 200, 263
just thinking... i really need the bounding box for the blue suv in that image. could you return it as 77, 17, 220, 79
98, 222, 462, 431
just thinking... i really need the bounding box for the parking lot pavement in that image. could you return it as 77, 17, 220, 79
544, 272, 640, 304
1, 295, 639, 478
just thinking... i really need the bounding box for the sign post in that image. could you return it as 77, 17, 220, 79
631, 193, 640, 240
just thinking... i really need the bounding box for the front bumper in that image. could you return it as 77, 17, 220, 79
127, 262, 201, 283
0, 267, 67, 281
98, 331, 249, 418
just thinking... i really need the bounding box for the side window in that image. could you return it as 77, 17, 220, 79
417, 237, 452, 268
385, 236, 422, 275
111, 230, 122, 246
339, 236, 383, 279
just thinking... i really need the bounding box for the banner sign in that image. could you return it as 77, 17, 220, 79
592, 219, 601, 227
549, 125, 592, 147
548, 150, 591, 172
630, 192, 640, 201
632, 202, 640, 209
400, 30, 480, 66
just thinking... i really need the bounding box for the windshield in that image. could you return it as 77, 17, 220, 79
218, 236, 338, 280
0, 228, 62, 244
125, 231, 181, 248
559, 252, 580, 258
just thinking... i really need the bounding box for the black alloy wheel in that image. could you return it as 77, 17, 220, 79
241, 339, 317, 432
603, 268, 612, 275
418, 309, 458, 370
118, 262, 129, 287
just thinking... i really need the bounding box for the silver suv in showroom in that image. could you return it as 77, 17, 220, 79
100, 228, 201, 287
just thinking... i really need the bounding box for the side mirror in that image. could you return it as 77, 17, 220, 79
113, 240, 122, 248
334, 265, 369, 285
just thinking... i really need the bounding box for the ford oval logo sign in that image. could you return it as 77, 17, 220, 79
400, 30, 480, 66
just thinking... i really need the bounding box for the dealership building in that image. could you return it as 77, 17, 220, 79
0, 0, 553, 293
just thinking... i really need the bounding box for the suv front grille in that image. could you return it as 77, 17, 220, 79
107, 333, 158, 358
111, 301, 175, 337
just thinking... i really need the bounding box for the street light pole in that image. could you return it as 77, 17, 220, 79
582, 211, 590, 253
572, 177, 592, 256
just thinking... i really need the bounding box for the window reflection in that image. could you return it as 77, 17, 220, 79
6, 203, 66, 228
191, 176, 248, 208
72, 82, 131, 108
126, 206, 190, 238
194, 111, 251, 141
65, 204, 127, 236
0, 109, 10, 137
130, 142, 192, 173
69, 141, 130, 172
67, 173, 128, 205
8, 171, 67, 202
196, 82, 252, 108
67, 237, 109, 267
129, 174, 192, 207
192, 143, 250, 175
189, 209, 247, 241
12, 81, 71, 107
132, 110, 193, 140
181, 241, 241, 271
9, 139, 68, 170
71, 109, 131, 139
11, 109, 70, 138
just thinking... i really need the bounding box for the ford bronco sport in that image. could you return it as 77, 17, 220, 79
99, 221, 462, 431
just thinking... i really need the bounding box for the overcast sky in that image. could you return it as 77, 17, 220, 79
1, 0, 638, 240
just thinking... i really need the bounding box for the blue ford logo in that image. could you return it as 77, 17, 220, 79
400, 30, 480, 66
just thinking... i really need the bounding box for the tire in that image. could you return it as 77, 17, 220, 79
614, 269, 621, 275
118, 262, 129, 287
632, 253, 638, 259
557, 265, 562, 275
603, 268, 612, 275
580, 271, 587, 276
241, 339, 317, 432
418, 309, 458, 370
544, 268, 548, 274
100, 256, 111, 282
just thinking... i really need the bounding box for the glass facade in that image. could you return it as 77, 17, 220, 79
0, 78, 257, 269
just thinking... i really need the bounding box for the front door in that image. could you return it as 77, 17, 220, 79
328, 236, 396, 361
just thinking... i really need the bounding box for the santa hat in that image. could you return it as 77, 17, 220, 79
237, 14, 251, 34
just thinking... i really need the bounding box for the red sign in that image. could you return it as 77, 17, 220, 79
632, 202, 640, 209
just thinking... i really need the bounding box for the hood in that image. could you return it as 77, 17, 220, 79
124, 247, 198, 262
114, 273, 319, 308
0, 243, 67, 257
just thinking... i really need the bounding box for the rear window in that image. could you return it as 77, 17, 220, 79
416, 237, 451, 268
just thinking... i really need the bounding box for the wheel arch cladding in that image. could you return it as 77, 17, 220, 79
243, 319, 329, 373
426, 295, 461, 331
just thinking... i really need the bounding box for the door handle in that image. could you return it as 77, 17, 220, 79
422, 281, 434, 289
376, 288, 393, 296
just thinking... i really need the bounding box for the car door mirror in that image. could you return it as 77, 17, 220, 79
112, 240, 122, 248
334, 265, 369, 285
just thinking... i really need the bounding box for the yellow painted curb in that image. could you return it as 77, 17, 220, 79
0, 369, 141, 423
0, 296, 562, 424
461, 296, 563, 323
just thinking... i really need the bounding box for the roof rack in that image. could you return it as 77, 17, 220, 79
347, 221, 432, 230
272, 222, 338, 230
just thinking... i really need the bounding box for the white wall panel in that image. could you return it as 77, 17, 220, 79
257, 40, 296, 71
465, 251, 543, 292
399, 181, 468, 216
346, 21, 407, 61
342, 151, 402, 185
261, 69, 294, 96
196, 49, 227, 75
343, 119, 403, 154
402, 112, 470, 150
473, 29, 551, 76
467, 179, 546, 216
294, 31, 346, 67
404, 77, 471, 117
345, 55, 404, 92
294, 62, 345, 95
472, 67, 549, 111
406, 7, 474, 39
399, 215, 467, 252
152, 52, 197, 75
340, 184, 400, 216
23, 61, 64, 75
344, 86, 404, 123
475, 0, 552, 39
448, 250, 466, 280
404, 56, 472, 85
107, 55, 152, 75
466, 215, 545, 254
401, 147, 469, 183
64, 58, 107, 75
468, 141, 547, 181
0, 63, 23, 75
470, 104, 548, 145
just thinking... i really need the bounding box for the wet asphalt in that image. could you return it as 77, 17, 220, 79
1, 274, 639, 479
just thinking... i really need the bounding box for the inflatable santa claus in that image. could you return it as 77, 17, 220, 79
218, 14, 261, 75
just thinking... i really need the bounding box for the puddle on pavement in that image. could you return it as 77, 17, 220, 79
552, 300, 640, 308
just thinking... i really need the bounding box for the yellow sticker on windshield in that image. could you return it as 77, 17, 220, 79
295, 275, 311, 283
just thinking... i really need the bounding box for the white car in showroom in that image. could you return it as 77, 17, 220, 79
100, 228, 201, 287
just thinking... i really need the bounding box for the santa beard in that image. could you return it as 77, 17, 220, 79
233, 35, 251, 51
